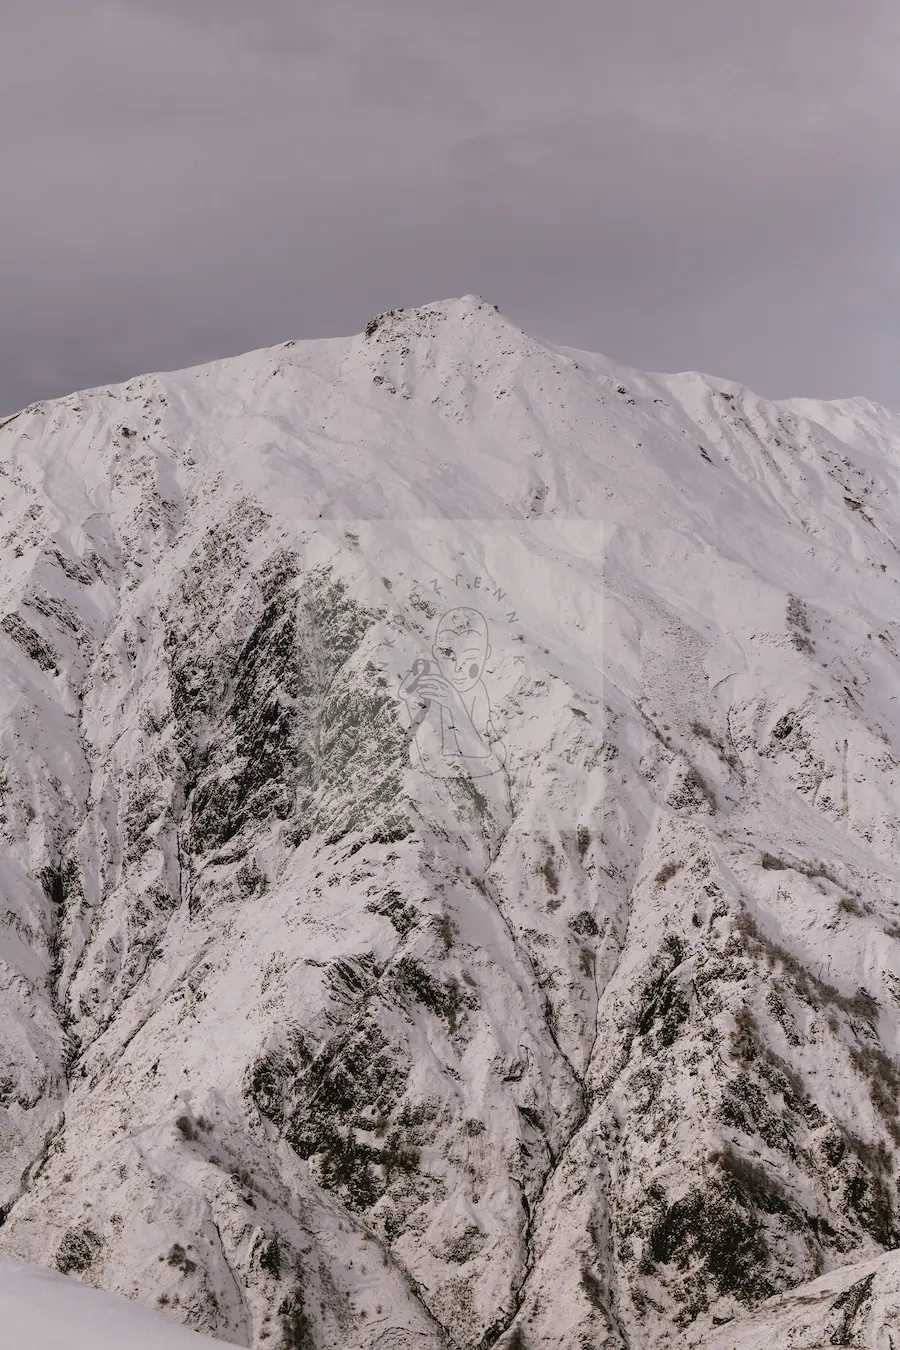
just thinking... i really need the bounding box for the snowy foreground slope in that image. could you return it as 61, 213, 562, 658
0, 1255, 231, 1348
1, 295, 900, 1350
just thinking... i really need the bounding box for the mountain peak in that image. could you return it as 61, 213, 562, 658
362, 293, 504, 335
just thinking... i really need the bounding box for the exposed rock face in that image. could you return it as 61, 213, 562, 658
1, 296, 900, 1349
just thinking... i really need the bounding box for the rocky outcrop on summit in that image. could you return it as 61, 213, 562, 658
1, 296, 900, 1349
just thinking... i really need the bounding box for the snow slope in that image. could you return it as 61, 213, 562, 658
0, 1256, 231, 1348
0, 295, 899, 1349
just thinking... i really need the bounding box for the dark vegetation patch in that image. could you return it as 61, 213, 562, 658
765, 985, 800, 1046
569, 910, 599, 938
380, 1129, 421, 1184
689, 720, 740, 771
166, 1243, 197, 1275
734, 910, 877, 1025
39, 865, 66, 910
637, 936, 690, 1050
246, 1025, 312, 1129
771, 714, 795, 741
51, 549, 97, 586
168, 547, 411, 869
0, 613, 60, 673
184, 555, 312, 851
434, 912, 458, 952
447, 773, 489, 822
760, 851, 838, 884
654, 860, 682, 889
849, 1044, 900, 1144
365, 888, 418, 936
444, 1224, 485, 1264
668, 762, 717, 813
729, 1008, 806, 1104
248, 1014, 414, 1212
39, 857, 84, 1002
390, 955, 476, 1033
235, 857, 268, 898
539, 856, 559, 894
23, 591, 82, 636
716, 1072, 792, 1149
832, 1133, 897, 1248
278, 1285, 315, 1350
257, 1235, 281, 1280
786, 595, 814, 654
622, 915, 899, 1330
727, 913, 900, 1248
829, 1272, 875, 1345
121, 779, 166, 867
56, 1226, 103, 1275
325, 953, 382, 1009
580, 1265, 606, 1311
643, 1147, 801, 1313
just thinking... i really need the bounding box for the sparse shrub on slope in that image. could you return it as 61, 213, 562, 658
56, 1226, 103, 1275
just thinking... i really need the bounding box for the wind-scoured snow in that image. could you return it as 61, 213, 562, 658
0, 295, 899, 1349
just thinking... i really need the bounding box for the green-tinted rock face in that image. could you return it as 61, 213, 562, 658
168, 539, 410, 874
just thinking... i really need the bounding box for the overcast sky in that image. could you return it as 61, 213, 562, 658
2, 0, 898, 417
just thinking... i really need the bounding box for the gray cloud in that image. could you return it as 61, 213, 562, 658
2, 0, 898, 415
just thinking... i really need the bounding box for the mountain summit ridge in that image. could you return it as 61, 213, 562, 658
1, 299, 900, 1349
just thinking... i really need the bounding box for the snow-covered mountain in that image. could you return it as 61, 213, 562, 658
1, 294, 900, 1350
